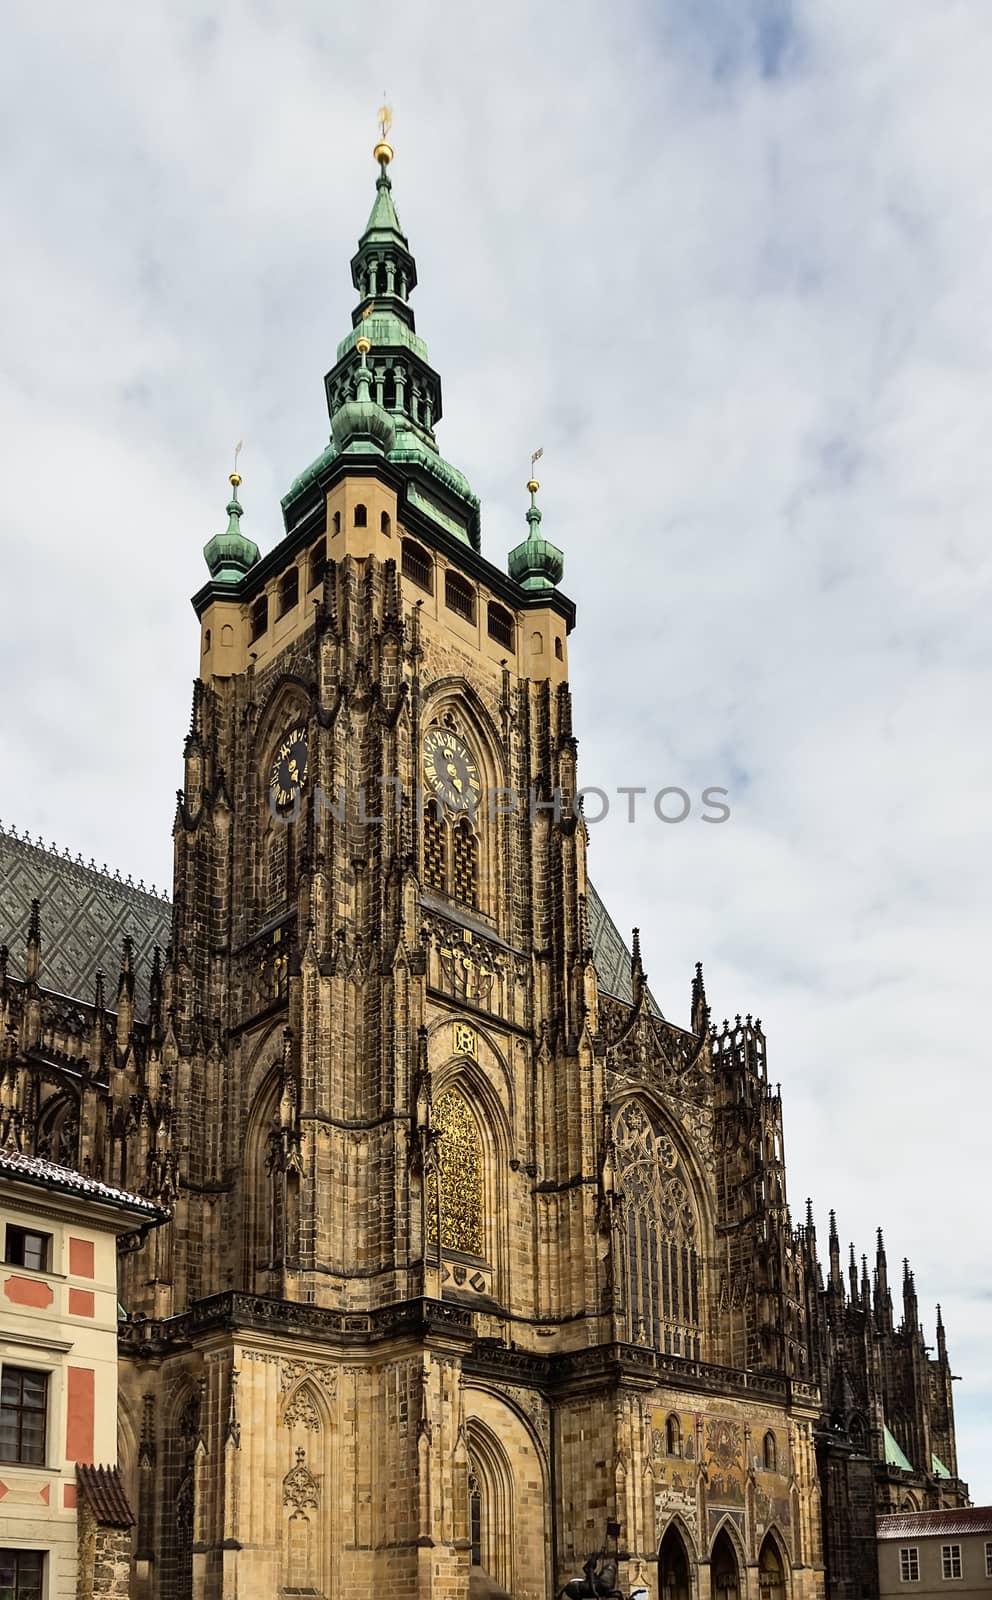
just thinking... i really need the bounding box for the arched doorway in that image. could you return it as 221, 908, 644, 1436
711, 1527, 741, 1600
758, 1534, 787, 1600
659, 1523, 692, 1600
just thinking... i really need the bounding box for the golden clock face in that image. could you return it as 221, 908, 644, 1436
270, 726, 308, 809
424, 728, 481, 813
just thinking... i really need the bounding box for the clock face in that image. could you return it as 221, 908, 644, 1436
270, 726, 308, 809
424, 728, 481, 813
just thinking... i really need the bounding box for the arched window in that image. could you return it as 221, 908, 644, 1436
469, 1474, 483, 1568
250, 594, 268, 642
402, 537, 433, 592
203, 628, 211, 653
666, 1415, 682, 1457
308, 538, 326, 591
278, 566, 299, 618
554, 636, 564, 660
380, 510, 391, 535
452, 818, 478, 909
354, 503, 367, 528
614, 1102, 702, 1357
426, 1088, 483, 1256
487, 602, 514, 651
763, 1431, 777, 1472
445, 568, 476, 623
849, 1415, 866, 1451
332, 511, 341, 535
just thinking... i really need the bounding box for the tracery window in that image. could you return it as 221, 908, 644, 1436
452, 818, 479, 908
421, 811, 479, 909
614, 1101, 701, 1357
426, 1088, 484, 1256
423, 808, 447, 893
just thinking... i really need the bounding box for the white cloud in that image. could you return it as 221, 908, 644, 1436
1, 0, 989, 1496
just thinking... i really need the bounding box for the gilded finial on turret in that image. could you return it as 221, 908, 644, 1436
230, 438, 243, 490
374, 98, 393, 167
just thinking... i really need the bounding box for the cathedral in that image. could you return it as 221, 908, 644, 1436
0, 131, 969, 1600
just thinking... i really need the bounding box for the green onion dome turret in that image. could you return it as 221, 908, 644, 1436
508, 478, 564, 591
203, 473, 260, 584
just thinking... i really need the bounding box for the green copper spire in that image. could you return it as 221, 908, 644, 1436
508, 477, 564, 591
293, 124, 481, 548
203, 471, 260, 584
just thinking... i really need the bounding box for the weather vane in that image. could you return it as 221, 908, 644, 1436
231, 439, 244, 486
528, 446, 543, 491
378, 98, 392, 141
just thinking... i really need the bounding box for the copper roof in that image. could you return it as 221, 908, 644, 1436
0, 1148, 166, 1218
76, 1464, 135, 1529
878, 1508, 990, 1539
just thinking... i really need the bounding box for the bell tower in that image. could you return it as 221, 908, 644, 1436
119, 125, 616, 1600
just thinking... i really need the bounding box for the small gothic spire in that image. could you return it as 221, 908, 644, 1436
849, 1243, 859, 1305
828, 1210, 843, 1295
691, 960, 709, 1035
25, 899, 41, 985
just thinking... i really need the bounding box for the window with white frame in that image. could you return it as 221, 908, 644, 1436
984, 1542, 992, 1578
900, 1548, 920, 1583
0, 1550, 45, 1600
941, 1544, 962, 1580
0, 1367, 48, 1465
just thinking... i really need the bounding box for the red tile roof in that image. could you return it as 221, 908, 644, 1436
76, 1464, 134, 1529
878, 1507, 991, 1539
0, 1148, 165, 1218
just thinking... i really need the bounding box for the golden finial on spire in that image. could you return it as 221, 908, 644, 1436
527, 446, 543, 495
374, 95, 394, 166
230, 439, 243, 489
356, 300, 374, 355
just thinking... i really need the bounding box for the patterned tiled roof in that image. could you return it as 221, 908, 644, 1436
76, 1463, 135, 1528
0, 1147, 165, 1217
588, 881, 662, 1016
0, 823, 171, 1012
878, 1508, 990, 1538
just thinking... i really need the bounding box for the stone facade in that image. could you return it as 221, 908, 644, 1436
0, 145, 971, 1599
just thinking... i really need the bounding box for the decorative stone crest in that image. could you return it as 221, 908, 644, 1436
283, 1447, 320, 1511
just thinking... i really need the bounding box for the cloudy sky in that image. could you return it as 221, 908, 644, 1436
2, 0, 990, 1497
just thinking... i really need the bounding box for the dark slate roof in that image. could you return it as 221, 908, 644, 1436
0, 823, 171, 1012
76, 1463, 135, 1528
878, 1508, 989, 1539
0, 1148, 165, 1219
587, 881, 662, 1016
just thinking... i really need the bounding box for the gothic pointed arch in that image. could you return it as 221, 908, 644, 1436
758, 1528, 790, 1600
710, 1521, 744, 1600
280, 1376, 332, 1594
419, 682, 506, 924
243, 1064, 282, 1290
659, 1517, 695, 1600
428, 1050, 513, 1298
465, 1417, 515, 1593
612, 1096, 706, 1357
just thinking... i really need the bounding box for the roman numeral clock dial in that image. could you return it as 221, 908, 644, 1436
270, 726, 309, 810
423, 729, 481, 812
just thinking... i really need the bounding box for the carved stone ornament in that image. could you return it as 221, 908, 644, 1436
283, 1447, 320, 1511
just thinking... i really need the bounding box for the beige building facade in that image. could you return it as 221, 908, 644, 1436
0, 1150, 162, 1599
878, 1510, 992, 1600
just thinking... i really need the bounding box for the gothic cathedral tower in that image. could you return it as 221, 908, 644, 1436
117, 137, 827, 1600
